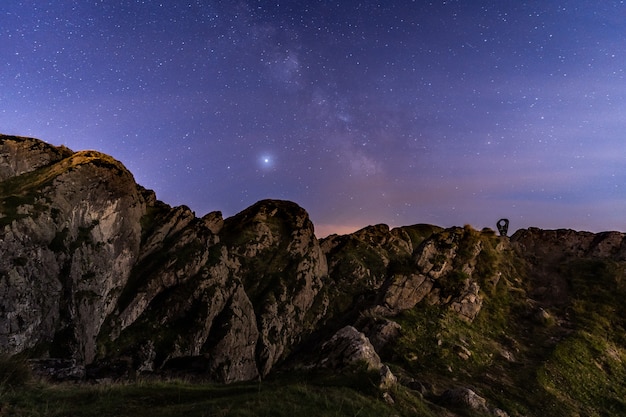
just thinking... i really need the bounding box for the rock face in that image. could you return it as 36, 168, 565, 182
3, 135, 626, 416
0, 137, 144, 366
0, 136, 328, 382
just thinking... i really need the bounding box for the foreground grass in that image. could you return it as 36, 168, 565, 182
0, 370, 434, 417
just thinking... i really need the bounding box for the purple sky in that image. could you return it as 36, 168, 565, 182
2, 1, 625, 237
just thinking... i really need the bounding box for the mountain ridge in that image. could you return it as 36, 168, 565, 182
2, 134, 626, 416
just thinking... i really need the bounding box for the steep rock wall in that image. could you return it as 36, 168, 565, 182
0, 137, 144, 363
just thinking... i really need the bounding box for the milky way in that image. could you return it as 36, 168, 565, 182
2, 1, 625, 236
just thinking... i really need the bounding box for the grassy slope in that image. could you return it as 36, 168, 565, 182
391, 229, 626, 416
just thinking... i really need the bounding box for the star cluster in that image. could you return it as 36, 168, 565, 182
2, 1, 625, 236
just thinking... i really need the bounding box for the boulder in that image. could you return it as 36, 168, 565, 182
318, 326, 382, 371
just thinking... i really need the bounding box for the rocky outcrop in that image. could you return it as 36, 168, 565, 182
0, 135, 327, 382
0, 137, 506, 378
98, 198, 327, 382
512, 228, 620, 260
4, 135, 626, 417
359, 226, 490, 322
510, 228, 626, 306
220, 199, 327, 377
359, 317, 402, 353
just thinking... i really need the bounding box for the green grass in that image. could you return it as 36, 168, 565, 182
537, 331, 626, 416
0, 370, 435, 417
525, 258, 626, 416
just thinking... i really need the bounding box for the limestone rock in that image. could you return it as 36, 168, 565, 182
453, 345, 472, 360
381, 272, 433, 314
318, 326, 382, 371
381, 391, 395, 405
450, 281, 483, 322
0, 144, 492, 384
202, 285, 260, 383
378, 226, 486, 321
492, 408, 510, 417
533, 307, 554, 326
318, 223, 437, 326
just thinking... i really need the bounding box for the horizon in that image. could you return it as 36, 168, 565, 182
4, 126, 625, 239
6, 132, 621, 240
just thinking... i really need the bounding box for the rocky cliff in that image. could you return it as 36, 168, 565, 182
2, 134, 626, 416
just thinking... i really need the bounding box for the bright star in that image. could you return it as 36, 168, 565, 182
259, 154, 274, 170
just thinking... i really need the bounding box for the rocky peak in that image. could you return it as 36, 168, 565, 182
0, 135, 72, 181
219, 198, 327, 377
512, 227, 626, 261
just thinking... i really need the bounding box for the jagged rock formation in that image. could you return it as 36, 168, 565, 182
3, 135, 626, 417
0, 136, 329, 382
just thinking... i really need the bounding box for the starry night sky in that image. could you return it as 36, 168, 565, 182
2, 1, 625, 236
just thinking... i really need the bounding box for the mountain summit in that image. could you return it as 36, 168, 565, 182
2, 134, 626, 416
